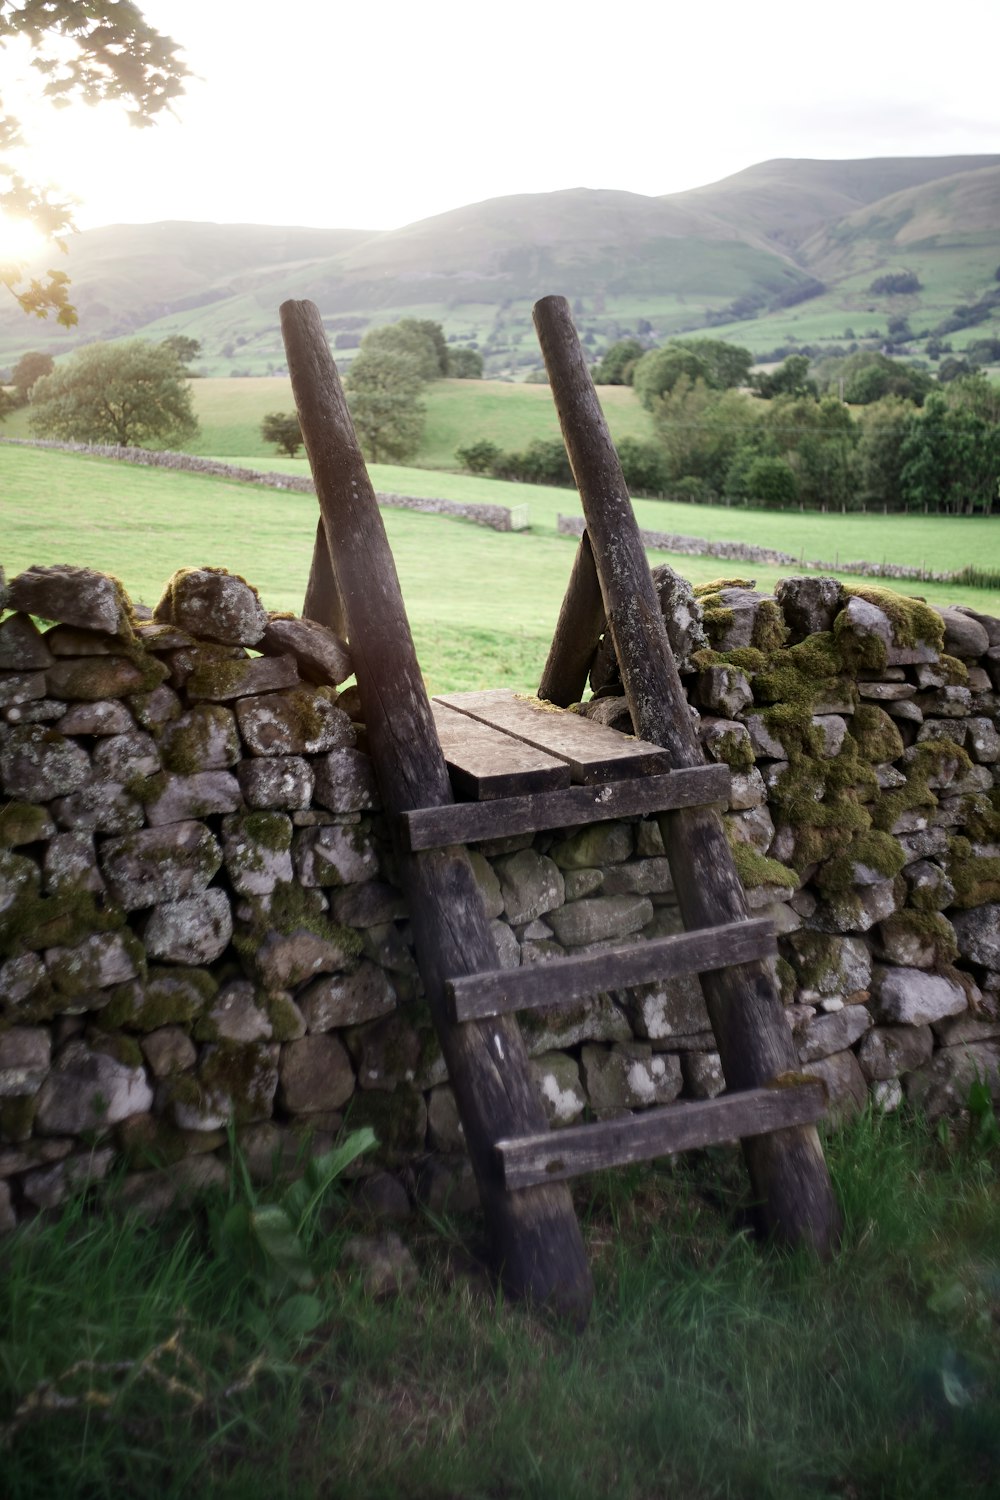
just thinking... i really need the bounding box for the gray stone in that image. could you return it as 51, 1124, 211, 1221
57, 699, 134, 736
800, 1049, 869, 1124
857, 682, 915, 702
22, 1147, 116, 1209
51, 780, 144, 834
144, 770, 243, 827
250, 924, 351, 991
128, 683, 182, 731
797, 1005, 872, 1063
600, 857, 675, 898
493, 848, 565, 925
161, 704, 242, 771
186, 653, 300, 701
45, 931, 139, 997
563, 868, 605, 901
896, 827, 948, 864
874, 966, 967, 1026
913, 686, 972, 719
580, 695, 632, 733
952, 906, 1000, 970
312, 747, 378, 813
0, 670, 46, 708
92, 730, 160, 781
877, 913, 956, 969
223, 813, 294, 896
461, 850, 502, 918
11, 564, 129, 635
204, 981, 272, 1042
4, 697, 66, 725
101, 821, 222, 909
681, 1050, 726, 1099
1, 724, 91, 800
786, 932, 874, 1003
728, 768, 767, 811
548, 893, 653, 947
835, 595, 938, 667
45, 625, 118, 655
144, 889, 233, 965
905, 860, 955, 911
693, 665, 753, 718
549, 822, 633, 869
342, 1232, 419, 1297
427, 1085, 466, 1151
41, 834, 103, 906
293, 822, 379, 886
0, 1027, 50, 1097
46, 655, 155, 701
652, 566, 709, 671
856, 1024, 933, 1082
951, 604, 1000, 647
261, 615, 353, 686
725, 803, 775, 853
298, 962, 396, 1031
627, 971, 711, 1039
236, 688, 355, 756
933, 1013, 1000, 1046
938, 606, 990, 658
520, 995, 631, 1056
490, 919, 520, 969
530, 1051, 586, 1124
356, 1171, 412, 1218
743, 714, 786, 759
35, 1039, 152, 1133
812, 715, 848, 757
0, 952, 49, 1006
140, 1027, 198, 1077
154, 567, 268, 645
775, 576, 842, 641
330, 882, 406, 928
811, 878, 901, 935
904, 1041, 1000, 1119
635, 821, 665, 857
348, 1013, 421, 1091
580, 1042, 682, 1113
0, 613, 55, 669
1, 847, 40, 913
238, 754, 314, 809
700, 716, 752, 766
279, 1034, 355, 1113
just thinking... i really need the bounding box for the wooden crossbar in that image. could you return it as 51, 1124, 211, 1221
447, 918, 775, 1021
400, 763, 729, 852
495, 1082, 828, 1189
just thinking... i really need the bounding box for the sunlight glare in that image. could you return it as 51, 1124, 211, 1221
0, 213, 47, 267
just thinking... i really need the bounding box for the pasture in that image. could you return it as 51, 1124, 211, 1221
2, 444, 998, 699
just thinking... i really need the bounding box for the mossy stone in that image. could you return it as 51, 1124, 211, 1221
0, 801, 53, 847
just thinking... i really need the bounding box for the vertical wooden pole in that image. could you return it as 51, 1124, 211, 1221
303, 517, 347, 636
533, 294, 841, 1255
538, 530, 606, 708
279, 300, 594, 1324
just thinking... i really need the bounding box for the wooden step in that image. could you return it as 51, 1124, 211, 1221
432, 701, 570, 801
446, 917, 775, 1021
436, 688, 673, 782
400, 764, 729, 852
495, 1080, 828, 1189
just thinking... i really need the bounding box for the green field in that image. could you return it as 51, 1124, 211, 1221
3, 445, 998, 695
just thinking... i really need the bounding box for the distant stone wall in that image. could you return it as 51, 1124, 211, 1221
0, 439, 517, 531
0, 560, 998, 1233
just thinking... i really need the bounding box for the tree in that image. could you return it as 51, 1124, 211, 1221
752, 355, 817, 400
593, 337, 644, 385
856, 397, 914, 511
260, 411, 303, 458
456, 440, 501, 473
161, 335, 202, 373
1, 3, 188, 323
740, 455, 799, 509
359, 320, 443, 382
29, 340, 198, 448
11, 350, 53, 403
345, 349, 425, 463
675, 338, 754, 391
615, 438, 670, 495
446, 347, 483, 379
633, 347, 710, 410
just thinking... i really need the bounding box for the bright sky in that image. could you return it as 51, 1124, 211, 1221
4, 0, 999, 238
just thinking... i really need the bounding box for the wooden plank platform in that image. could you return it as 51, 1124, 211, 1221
447, 917, 775, 1021
495, 1081, 828, 1189
400, 764, 730, 852
435, 688, 673, 783
431, 701, 570, 801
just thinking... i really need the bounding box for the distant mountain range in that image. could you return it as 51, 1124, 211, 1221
2, 155, 999, 377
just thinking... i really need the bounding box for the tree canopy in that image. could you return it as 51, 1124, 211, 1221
10, 349, 53, 402
29, 340, 198, 448
359, 320, 445, 382
345, 348, 426, 464
260, 411, 303, 458
1, 2, 188, 323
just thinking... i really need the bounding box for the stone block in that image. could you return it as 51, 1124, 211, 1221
144, 771, 243, 826
548, 893, 653, 947
796, 1004, 872, 1063
580, 1042, 682, 1113
101, 821, 222, 909
279, 1034, 355, 1113
427, 1085, 466, 1151
530, 1051, 586, 1124
692, 665, 753, 718
252, 927, 353, 990
904, 1041, 1000, 1119
627, 971, 711, 1039
10, 564, 130, 635
775, 576, 842, 640
0, 613, 55, 670
548, 822, 633, 869
312, 747, 378, 813
0, 671, 45, 708
261, 615, 353, 686
92, 731, 160, 781
298, 962, 396, 1031
953, 905, 1000, 970
143, 890, 233, 965
493, 848, 565, 925
154, 568, 268, 645
681, 1050, 726, 1099
45, 931, 139, 1000
348, 1013, 421, 1091
238, 754, 314, 809
600, 858, 674, 898
800, 1049, 869, 1124
223, 812, 294, 896
128, 683, 182, 731
236, 688, 355, 756
873, 966, 967, 1026
0, 1027, 50, 1097
1, 724, 91, 800
162, 704, 242, 771
140, 1027, 198, 1076
51, 780, 144, 834
330, 882, 406, 929
856, 1024, 933, 1082
35, 1039, 153, 1133
293, 823, 379, 886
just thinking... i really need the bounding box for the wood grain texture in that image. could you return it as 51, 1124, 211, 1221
437, 688, 672, 782
447, 918, 775, 1020
280, 299, 593, 1324
303, 515, 347, 637
538, 530, 606, 707
496, 1082, 828, 1189
533, 293, 841, 1255
431, 701, 570, 801
400, 764, 730, 852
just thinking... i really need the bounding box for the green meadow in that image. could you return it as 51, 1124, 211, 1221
2, 444, 998, 695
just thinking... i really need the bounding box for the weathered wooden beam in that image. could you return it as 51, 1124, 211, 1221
400, 764, 730, 852
280, 299, 593, 1325
447, 918, 775, 1021
437, 688, 672, 782
533, 294, 841, 1255
431, 701, 570, 801
538, 529, 606, 707
303, 515, 347, 637
496, 1082, 828, 1190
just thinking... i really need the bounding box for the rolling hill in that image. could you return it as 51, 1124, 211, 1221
2, 154, 998, 377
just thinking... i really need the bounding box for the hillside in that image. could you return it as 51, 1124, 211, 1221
2, 154, 998, 376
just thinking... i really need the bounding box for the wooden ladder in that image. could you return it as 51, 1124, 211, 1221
280, 297, 841, 1329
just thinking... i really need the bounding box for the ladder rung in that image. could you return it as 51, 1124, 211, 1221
447, 917, 775, 1021
400, 764, 730, 852
496, 1080, 828, 1189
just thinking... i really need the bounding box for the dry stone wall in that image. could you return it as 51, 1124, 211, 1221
1, 559, 999, 1233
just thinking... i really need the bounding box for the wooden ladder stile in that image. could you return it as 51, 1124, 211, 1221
279, 296, 840, 1333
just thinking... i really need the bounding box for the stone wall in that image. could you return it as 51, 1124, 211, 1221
1, 560, 998, 1233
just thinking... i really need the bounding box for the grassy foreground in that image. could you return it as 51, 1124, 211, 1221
1, 1109, 998, 1499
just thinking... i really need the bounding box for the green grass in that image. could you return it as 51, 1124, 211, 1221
1, 1109, 998, 1498
2, 445, 998, 698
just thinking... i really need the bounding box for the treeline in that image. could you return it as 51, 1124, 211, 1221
454, 436, 670, 496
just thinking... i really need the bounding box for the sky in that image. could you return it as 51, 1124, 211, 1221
3, 0, 999, 247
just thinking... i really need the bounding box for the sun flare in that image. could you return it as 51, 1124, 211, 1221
0, 213, 48, 268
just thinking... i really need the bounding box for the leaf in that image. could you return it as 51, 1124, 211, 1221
250, 1205, 315, 1291
282, 1127, 377, 1231
276, 1293, 325, 1338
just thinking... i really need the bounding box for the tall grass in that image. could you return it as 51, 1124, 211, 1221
1, 1109, 998, 1498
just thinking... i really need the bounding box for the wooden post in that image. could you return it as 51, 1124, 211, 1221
533, 294, 841, 1255
303, 517, 347, 636
279, 300, 594, 1325
538, 530, 605, 708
